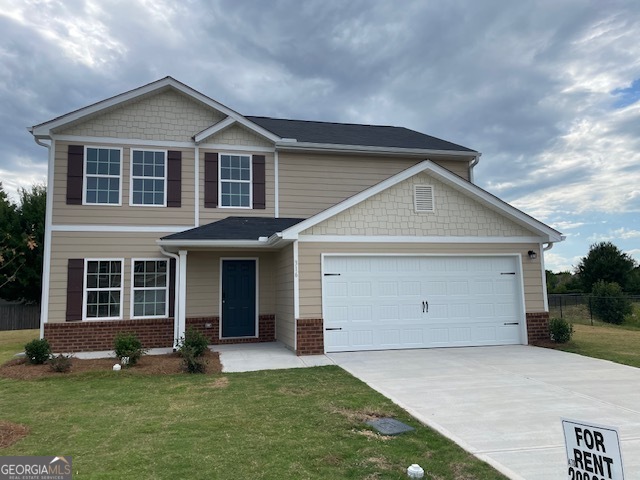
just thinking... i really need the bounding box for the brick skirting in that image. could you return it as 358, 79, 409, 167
44, 314, 276, 352
296, 318, 324, 355
526, 312, 550, 344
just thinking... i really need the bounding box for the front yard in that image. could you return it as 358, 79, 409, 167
0, 330, 505, 479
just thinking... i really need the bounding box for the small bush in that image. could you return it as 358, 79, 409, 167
591, 281, 633, 325
24, 338, 51, 365
549, 318, 573, 343
49, 354, 73, 373
176, 327, 209, 358
113, 332, 146, 367
180, 346, 208, 374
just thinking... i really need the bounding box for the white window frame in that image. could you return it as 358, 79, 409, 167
83, 146, 123, 206
414, 184, 435, 213
130, 258, 169, 319
83, 258, 124, 321
218, 153, 253, 209
129, 148, 168, 207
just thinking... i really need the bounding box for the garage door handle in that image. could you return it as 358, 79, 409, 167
504, 322, 519, 325
325, 327, 342, 331
422, 301, 429, 313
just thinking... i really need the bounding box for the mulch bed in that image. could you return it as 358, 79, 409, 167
0, 350, 222, 380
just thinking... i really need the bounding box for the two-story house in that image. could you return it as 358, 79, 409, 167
29, 77, 563, 355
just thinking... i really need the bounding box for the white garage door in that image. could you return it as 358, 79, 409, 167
323, 255, 525, 352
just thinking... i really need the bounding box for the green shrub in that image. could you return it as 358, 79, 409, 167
113, 332, 146, 367
24, 338, 51, 364
549, 318, 573, 343
180, 345, 208, 374
591, 280, 633, 325
176, 327, 209, 358
49, 354, 73, 373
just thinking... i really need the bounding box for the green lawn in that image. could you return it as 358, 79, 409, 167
552, 322, 640, 368
0, 330, 505, 479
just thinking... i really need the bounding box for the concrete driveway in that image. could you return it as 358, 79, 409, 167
328, 346, 640, 480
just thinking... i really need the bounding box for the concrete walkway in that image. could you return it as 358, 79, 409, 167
214, 342, 334, 372
327, 346, 640, 480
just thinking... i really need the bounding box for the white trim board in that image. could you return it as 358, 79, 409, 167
281, 160, 563, 243
298, 235, 546, 244
52, 225, 188, 233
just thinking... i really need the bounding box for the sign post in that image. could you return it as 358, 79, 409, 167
562, 418, 625, 480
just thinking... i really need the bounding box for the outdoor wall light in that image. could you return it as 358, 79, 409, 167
528, 250, 538, 260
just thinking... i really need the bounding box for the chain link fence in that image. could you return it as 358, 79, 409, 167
548, 294, 640, 325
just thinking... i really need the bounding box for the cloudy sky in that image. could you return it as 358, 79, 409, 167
1, 0, 639, 272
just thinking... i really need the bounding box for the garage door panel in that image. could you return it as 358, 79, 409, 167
323, 255, 524, 352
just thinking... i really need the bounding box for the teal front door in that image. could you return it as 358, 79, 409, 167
221, 259, 257, 338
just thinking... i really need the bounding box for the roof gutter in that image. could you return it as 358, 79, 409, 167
275, 141, 478, 158
156, 232, 290, 250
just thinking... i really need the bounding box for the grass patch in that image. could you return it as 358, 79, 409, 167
0, 332, 507, 479
0, 329, 38, 364
550, 323, 640, 368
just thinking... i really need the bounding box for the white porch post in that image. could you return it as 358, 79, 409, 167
178, 249, 188, 342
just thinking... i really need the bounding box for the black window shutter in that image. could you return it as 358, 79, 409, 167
167, 150, 182, 207
252, 155, 266, 209
66, 259, 84, 321
67, 145, 84, 205
204, 152, 218, 208
168, 258, 176, 318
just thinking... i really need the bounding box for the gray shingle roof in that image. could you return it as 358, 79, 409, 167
161, 217, 305, 241
246, 116, 476, 152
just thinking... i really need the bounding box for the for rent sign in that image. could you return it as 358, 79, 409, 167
562, 419, 624, 480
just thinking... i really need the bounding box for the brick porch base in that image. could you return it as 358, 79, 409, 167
525, 312, 550, 344
44, 315, 276, 352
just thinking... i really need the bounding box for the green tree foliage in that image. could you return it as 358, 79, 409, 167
591, 280, 633, 325
0, 183, 46, 304
546, 270, 583, 293
576, 242, 637, 292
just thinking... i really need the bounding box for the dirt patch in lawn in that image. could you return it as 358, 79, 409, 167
0, 350, 221, 380
0, 421, 30, 449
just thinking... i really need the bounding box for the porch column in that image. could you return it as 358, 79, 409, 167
178, 249, 188, 342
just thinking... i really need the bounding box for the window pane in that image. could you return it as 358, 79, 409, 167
221, 155, 231, 168
133, 150, 143, 163
221, 167, 230, 180
87, 148, 97, 162
241, 156, 249, 169
98, 149, 108, 163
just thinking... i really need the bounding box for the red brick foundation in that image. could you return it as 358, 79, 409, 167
296, 318, 324, 355
45, 314, 276, 352
526, 312, 550, 344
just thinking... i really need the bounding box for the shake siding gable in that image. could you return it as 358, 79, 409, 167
66, 259, 84, 321
66, 145, 83, 205
204, 152, 218, 208
167, 150, 182, 207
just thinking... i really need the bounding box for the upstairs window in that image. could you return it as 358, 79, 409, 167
131, 149, 166, 206
220, 154, 251, 208
85, 147, 122, 205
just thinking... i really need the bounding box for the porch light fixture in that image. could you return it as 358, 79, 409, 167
528, 250, 538, 260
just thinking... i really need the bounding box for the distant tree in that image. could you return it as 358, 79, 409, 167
576, 242, 637, 292
591, 280, 632, 324
628, 267, 640, 295
546, 270, 583, 294
0, 183, 46, 304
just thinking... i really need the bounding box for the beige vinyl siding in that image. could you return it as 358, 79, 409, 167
198, 149, 276, 225
432, 159, 471, 179
52, 141, 195, 226
56, 89, 225, 142
48, 231, 172, 324
185, 251, 276, 318
297, 242, 545, 319
278, 153, 471, 218
275, 244, 295, 349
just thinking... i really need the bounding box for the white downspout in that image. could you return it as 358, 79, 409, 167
194, 143, 200, 227
469, 154, 481, 184
178, 250, 188, 342
274, 149, 279, 218
34, 137, 53, 340
159, 247, 180, 346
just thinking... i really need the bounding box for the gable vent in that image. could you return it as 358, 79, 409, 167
414, 185, 434, 212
